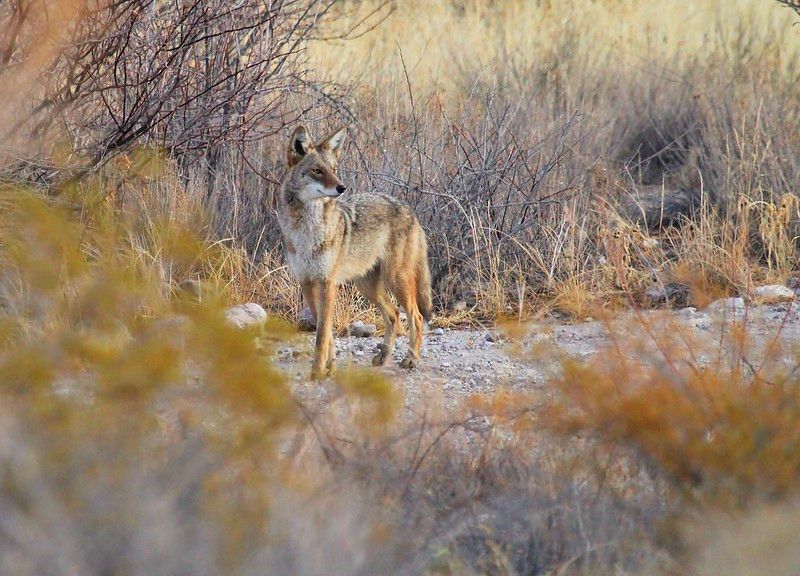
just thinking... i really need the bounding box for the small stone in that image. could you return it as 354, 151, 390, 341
706, 297, 746, 316
646, 283, 692, 308
348, 320, 377, 338
432, 327, 445, 336
225, 303, 268, 329
297, 307, 316, 331
485, 332, 496, 343
753, 284, 795, 304
453, 301, 468, 312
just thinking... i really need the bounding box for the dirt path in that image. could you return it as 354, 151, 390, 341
276, 300, 800, 409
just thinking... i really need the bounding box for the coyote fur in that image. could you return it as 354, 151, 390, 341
276, 125, 433, 379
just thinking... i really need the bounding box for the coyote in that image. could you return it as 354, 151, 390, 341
276, 125, 433, 379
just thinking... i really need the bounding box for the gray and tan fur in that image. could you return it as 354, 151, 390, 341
276, 125, 433, 379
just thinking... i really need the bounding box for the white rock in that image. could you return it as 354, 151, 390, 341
348, 320, 377, 338
706, 297, 746, 316
453, 301, 467, 312
753, 284, 795, 304
432, 327, 445, 336
225, 303, 268, 329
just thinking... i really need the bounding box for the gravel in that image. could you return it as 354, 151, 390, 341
275, 303, 800, 412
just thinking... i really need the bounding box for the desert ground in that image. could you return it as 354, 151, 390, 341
280, 296, 800, 409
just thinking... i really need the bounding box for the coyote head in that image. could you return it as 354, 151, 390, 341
285, 125, 347, 201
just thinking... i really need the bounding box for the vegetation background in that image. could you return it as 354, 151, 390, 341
1, 0, 800, 574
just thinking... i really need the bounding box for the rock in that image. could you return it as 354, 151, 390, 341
225, 303, 268, 329
432, 327, 445, 336
665, 283, 692, 308
485, 332, 497, 343
297, 307, 316, 331
348, 320, 377, 338
646, 283, 692, 308
753, 284, 795, 304
453, 301, 467, 312
706, 297, 746, 316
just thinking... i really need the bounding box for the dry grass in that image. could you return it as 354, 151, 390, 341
286, 0, 800, 321
3, 2, 800, 575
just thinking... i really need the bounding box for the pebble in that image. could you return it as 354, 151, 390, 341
348, 321, 377, 337
277, 303, 800, 405
753, 284, 795, 304
225, 303, 268, 329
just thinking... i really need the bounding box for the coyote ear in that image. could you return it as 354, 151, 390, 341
318, 126, 347, 161
287, 125, 313, 167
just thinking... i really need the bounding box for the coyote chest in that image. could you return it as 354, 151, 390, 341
279, 201, 340, 281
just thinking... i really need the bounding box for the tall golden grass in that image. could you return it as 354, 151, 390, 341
311, 0, 800, 92
298, 0, 800, 320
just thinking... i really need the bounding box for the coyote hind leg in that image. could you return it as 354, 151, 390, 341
355, 267, 399, 366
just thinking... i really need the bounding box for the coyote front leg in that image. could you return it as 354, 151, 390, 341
311, 279, 336, 380
301, 281, 319, 326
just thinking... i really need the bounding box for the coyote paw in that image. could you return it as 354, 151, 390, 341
399, 356, 418, 370
310, 363, 334, 381
372, 344, 391, 366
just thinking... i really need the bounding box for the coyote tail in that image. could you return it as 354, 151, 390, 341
416, 236, 433, 322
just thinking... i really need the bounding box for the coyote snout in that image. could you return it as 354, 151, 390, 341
275, 124, 433, 380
